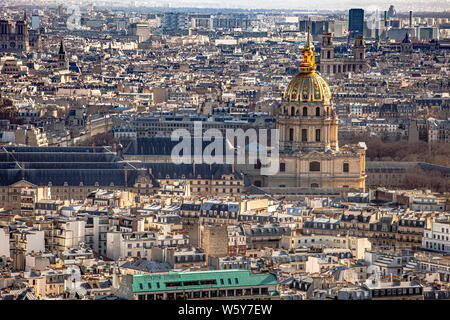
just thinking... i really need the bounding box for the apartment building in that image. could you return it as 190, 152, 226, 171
422, 220, 450, 253
117, 269, 278, 300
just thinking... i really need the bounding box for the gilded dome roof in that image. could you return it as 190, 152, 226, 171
283, 26, 332, 103
283, 72, 332, 102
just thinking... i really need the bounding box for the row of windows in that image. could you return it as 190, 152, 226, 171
279, 161, 349, 172
288, 128, 321, 142
192, 188, 240, 193
288, 106, 322, 117
372, 287, 421, 297
138, 278, 240, 291
428, 234, 450, 241
137, 287, 269, 300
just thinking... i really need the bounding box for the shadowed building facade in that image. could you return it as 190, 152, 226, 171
0, 14, 30, 53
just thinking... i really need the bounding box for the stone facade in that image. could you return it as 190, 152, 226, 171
0, 18, 29, 53
318, 33, 368, 76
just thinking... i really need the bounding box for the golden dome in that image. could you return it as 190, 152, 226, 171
283, 26, 332, 103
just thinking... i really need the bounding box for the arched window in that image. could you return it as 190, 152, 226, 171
343, 163, 349, 172
309, 161, 320, 172
316, 107, 320, 116
291, 107, 295, 116
315, 129, 321, 142
302, 107, 308, 116
327, 51, 330, 59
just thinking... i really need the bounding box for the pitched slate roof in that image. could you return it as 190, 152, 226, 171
0, 145, 242, 187
0, 147, 154, 187
124, 137, 231, 156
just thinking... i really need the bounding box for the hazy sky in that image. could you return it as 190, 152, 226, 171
101, 0, 449, 11
10, 0, 449, 11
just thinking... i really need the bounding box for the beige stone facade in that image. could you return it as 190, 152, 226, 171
318, 33, 368, 76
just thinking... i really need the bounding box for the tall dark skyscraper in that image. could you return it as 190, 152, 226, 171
349, 8, 364, 38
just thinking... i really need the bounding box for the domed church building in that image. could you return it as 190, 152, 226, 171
250, 27, 367, 192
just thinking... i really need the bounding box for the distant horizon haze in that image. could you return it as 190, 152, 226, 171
3, 0, 450, 12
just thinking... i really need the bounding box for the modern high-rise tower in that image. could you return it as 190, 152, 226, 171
349, 8, 364, 38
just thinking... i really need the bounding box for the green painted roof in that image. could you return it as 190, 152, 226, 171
131, 269, 277, 293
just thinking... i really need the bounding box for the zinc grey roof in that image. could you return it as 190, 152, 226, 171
138, 162, 241, 180
0, 168, 156, 187
124, 137, 231, 156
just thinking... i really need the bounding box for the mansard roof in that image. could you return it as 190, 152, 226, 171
0, 145, 241, 187
0, 168, 154, 187
124, 137, 230, 156
137, 162, 241, 180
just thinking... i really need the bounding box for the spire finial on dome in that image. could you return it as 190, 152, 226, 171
300, 19, 316, 73
306, 21, 311, 50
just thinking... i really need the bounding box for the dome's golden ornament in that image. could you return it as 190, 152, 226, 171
283, 25, 332, 103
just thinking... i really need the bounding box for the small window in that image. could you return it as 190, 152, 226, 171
302, 107, 308, 116
316, 107, 320, 116
289, 128, 294, 141
235, 278, 239, 284
220, 279, 224, 285
302, 129, 307, 142
309, 161, 320, 172
343, 163, 349, 172
280, 163, 286, 172
315, 129, 321, 142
